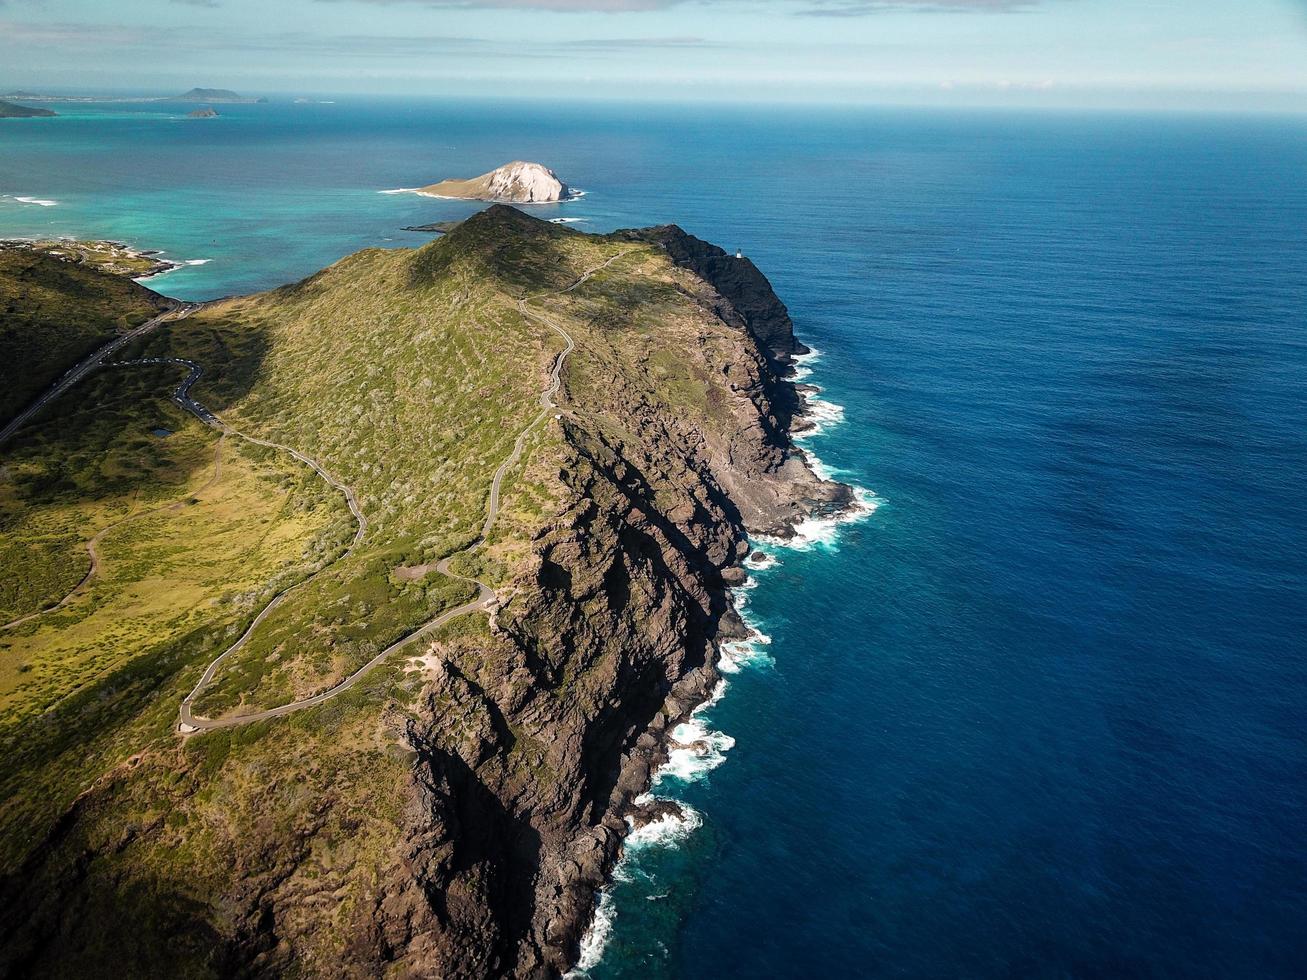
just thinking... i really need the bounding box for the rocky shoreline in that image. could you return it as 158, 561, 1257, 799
0, 238, 182, 279
570, 433, 853, 976
538, 225, 856, 975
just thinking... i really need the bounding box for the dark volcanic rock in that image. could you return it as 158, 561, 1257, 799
720, 566, 748, 586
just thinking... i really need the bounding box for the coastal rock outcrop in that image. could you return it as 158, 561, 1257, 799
419, 161, 574, 204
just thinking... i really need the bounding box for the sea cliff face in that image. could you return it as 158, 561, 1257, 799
0, 207, 847, 978
394, 226, 845, 976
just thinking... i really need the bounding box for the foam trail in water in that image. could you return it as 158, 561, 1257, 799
567, 799, 703, 976
789, 345, 821, 381
6, 195, 59, 207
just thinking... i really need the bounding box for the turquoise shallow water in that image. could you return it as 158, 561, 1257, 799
4, 100, 1306, 977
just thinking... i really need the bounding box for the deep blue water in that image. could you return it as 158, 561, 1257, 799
4, 101, 1306, 977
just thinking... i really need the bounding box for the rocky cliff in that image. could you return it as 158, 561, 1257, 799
0, 207, 848, 978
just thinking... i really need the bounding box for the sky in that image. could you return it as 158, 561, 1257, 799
3, 0, 1307, 108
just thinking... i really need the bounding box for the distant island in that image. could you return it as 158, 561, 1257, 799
187, 108, 220, 119
412, 161, 578, 204
173, 88, 265, 104
0, 100, 56, 119
0, 87, 266, 105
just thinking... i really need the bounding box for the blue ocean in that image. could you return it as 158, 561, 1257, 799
4, 100, 1306, 977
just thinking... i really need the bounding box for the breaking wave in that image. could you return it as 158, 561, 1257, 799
3, 194, 59, 207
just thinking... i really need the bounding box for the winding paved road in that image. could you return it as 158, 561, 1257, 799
0, 304, 198, 448
178, 250, 631, 731
0, 252, 629, 731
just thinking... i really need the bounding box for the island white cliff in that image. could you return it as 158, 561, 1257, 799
417, 161, 575, 203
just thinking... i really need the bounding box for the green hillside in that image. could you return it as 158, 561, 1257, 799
0, 246, 170, 422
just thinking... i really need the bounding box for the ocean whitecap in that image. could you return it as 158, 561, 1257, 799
757, 486, 881, 553
567, 798, 703, 977
654, 718, 736, 785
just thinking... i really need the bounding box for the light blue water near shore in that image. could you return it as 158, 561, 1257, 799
4, 100, 1306, 977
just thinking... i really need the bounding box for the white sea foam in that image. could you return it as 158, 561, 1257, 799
568, 798, 702, 976
720, 581, 775, 673
655, 710, 735, 785
183, 258, 212, 266
744, 550, 780, 570
795, 396, 846, 439
789, 345, 821, 381
570, 888, 617, 976
377, 187, 419, 195
720, 630, 773, 674
627, 797, 705, 848
6, 195, 59, 207
758, 485, 880, 553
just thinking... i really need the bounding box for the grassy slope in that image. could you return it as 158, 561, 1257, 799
117, 209, 618, 715
0, 248, 170, 422
3, 207, 776, 975
0, 263, 351, 874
